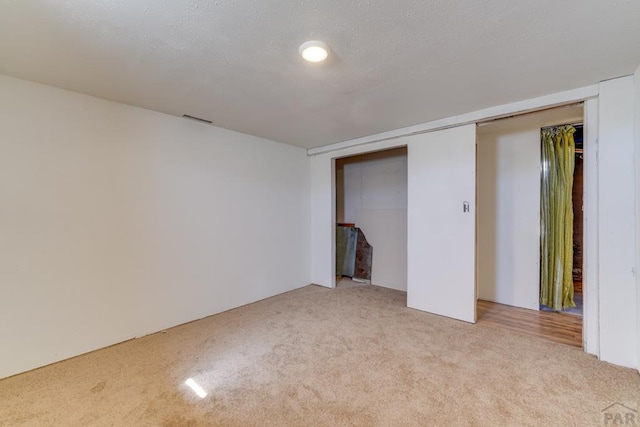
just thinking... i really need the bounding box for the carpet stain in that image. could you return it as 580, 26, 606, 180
90, 381, 106, 394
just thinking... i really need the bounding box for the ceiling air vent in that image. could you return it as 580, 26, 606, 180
182, 114, 213, 124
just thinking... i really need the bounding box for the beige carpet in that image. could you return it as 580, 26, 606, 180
1, 280, 639, 426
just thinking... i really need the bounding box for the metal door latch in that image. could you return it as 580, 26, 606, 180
463, 201, 470, 213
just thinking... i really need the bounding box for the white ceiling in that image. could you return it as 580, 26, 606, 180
1, 1, 639, 149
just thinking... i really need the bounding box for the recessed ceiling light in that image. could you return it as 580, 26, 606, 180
299, 40, 330, 63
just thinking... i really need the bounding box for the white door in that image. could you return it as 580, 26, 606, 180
407, 124, 476, 323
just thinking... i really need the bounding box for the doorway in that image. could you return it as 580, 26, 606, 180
475, 105, 584, 346
334, 147, 408, 292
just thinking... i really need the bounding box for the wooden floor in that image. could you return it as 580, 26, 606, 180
476, 299, 582, 347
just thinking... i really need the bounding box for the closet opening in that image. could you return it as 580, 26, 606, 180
334, 147, 408, 296
475, 105, 584, 347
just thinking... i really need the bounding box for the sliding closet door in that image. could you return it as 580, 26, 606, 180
407, 124, 476, 323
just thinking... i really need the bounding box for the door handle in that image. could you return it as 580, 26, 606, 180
463, 201, 470, 213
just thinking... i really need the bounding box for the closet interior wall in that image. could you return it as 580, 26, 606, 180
335, 148, 408, 291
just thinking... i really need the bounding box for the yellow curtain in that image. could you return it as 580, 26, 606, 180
540, 125, 576, 310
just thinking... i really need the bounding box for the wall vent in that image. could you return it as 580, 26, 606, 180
182, 114, 213, 124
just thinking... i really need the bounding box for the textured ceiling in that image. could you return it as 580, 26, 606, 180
1, 1, 639, 149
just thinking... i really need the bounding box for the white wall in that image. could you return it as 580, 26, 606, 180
634, 64, 640, 372
0, 75, 311, 379
476, 107, 583, 310
339, 149, 407, 291
598, 76, 637, 369
310, 155, 335, 288
583, 98, 600, 356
